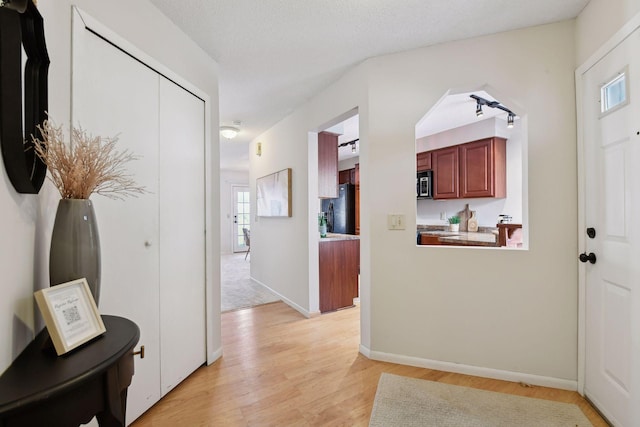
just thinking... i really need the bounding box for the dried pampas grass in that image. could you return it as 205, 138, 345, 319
32, 120, 146, 200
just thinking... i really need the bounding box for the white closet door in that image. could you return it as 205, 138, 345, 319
158, 77, 206, 395
72, 20, 161, 422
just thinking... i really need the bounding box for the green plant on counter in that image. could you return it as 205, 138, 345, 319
448, 215, 460, 224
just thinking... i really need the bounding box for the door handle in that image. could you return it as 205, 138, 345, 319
579, 252, 597, 264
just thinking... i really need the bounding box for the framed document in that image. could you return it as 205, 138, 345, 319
34, 278, 106, 355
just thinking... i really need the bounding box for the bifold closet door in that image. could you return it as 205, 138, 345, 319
158, 77, 206, 395
71, 20, 161, 422
72, 10, 207, 422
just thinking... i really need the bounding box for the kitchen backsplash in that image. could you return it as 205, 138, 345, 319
416, 197, 522, 227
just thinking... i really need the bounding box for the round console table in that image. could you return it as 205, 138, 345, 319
0, 315, 140, 427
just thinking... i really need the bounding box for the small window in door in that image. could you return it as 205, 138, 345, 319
601, 69, 628, 115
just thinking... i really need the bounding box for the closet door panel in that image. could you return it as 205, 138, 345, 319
158, 77, 206, 395
72, 23, 161, 422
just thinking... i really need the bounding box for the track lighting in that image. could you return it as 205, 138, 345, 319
476, 102, 483, 117
470, 94, 516, 128
351, 143, 356, 153
338, 138, 359, 154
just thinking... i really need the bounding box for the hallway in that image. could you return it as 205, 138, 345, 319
221, 253, 279, 312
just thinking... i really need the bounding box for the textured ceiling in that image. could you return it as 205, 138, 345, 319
148, 0, 590, 170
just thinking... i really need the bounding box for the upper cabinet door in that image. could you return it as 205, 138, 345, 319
432, 146, 459, 199
318, 131, 339, 198
416, 151, 432, 172
459, 137, 506, 198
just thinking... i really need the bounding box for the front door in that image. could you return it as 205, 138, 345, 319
581, 26, 640, 427
232, 185, 250, 253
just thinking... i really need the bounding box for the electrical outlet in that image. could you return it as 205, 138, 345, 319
387, 214, 406, 230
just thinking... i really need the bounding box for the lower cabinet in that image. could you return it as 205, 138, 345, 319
319, 239, 360, 312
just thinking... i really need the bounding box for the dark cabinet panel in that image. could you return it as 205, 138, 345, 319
318, 132, 338, 198
416, 151, 432, 172
459, 137, 506, 198
432, 146, 459, 199
319, 239, 359, 313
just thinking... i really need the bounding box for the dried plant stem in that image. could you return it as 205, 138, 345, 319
32, 120, 146, 200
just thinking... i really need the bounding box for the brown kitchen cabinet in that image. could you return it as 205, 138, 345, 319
416, 151, 432, 172
319, 238, 360, 313
432, 146, 459, 199
318, 131, 339, 198
459, 137, 506, 198
339, 167, 356, 184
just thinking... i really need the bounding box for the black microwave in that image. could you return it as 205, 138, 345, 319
417, 170, 432, 198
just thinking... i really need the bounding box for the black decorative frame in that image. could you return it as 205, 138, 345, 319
0, 0, 49, 194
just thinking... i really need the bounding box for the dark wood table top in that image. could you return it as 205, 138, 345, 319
0, 315, 139, 417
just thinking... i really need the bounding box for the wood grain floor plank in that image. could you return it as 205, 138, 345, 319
132, 302, 607, 426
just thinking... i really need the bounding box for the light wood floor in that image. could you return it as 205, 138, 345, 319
132, 301, 607, 426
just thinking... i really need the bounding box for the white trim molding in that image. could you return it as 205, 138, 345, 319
250, 278, 317, 318
362, 347, 577, 391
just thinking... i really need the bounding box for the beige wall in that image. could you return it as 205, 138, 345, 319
576, 0, 640, 65
253, 20, 579, 384
0, 0, 221, 373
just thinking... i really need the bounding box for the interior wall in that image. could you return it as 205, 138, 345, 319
367, 21, 576, 382
0, 0, 221, 374
220, 169, 249, 254
254, 20, 578, 384
575, 0, 640, 65
250, 66, 369, 317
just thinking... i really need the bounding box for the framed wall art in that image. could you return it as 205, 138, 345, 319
256, 168, 292, 217
34, 278, 106, 356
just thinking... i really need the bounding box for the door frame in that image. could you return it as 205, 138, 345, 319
73, 7, 219, 364
575, 11, 640, 396
232, 185, 250, 253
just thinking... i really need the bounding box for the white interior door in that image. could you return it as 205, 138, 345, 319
72, 17, 161, 422
582, 27, 640, 427
158, 77, 206, 395
232, 186, 250, 253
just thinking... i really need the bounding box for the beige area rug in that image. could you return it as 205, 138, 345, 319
369, 373, 593, 427
221, 253, 280, 312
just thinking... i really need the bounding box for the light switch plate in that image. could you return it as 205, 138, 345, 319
387, 214, 406, 230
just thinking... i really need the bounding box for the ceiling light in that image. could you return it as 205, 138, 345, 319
220, 126, 239, 139
507, 113, 515, 128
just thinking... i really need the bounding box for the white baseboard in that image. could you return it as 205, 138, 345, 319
359, 346, 577, 391
207, 346, 223, 365
251, 277, 313, 318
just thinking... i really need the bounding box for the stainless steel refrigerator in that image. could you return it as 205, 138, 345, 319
321, 183, 355, 234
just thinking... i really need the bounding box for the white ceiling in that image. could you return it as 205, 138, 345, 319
148, 0, 590, 170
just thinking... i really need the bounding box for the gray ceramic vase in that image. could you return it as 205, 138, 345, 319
49, 198, 102, 305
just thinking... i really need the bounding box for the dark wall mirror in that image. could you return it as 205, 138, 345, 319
0, 0, 49, 194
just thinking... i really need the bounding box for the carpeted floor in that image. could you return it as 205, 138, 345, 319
369, 373, 593, 427
221, 253, 280, 312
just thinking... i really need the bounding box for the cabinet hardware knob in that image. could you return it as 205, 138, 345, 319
133, 345, 145, 359
144, 240, 152, 247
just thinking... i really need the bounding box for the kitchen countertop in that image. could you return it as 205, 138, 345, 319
418, 226, 498, 247
320, 233, 360, 241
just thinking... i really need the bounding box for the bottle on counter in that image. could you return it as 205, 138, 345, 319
319, 213, 327, 238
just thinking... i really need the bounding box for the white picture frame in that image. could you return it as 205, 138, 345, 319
34, 278, 106, 356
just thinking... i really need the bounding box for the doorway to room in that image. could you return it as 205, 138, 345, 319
313, 109, 362, 316
221, 184, 280, 312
